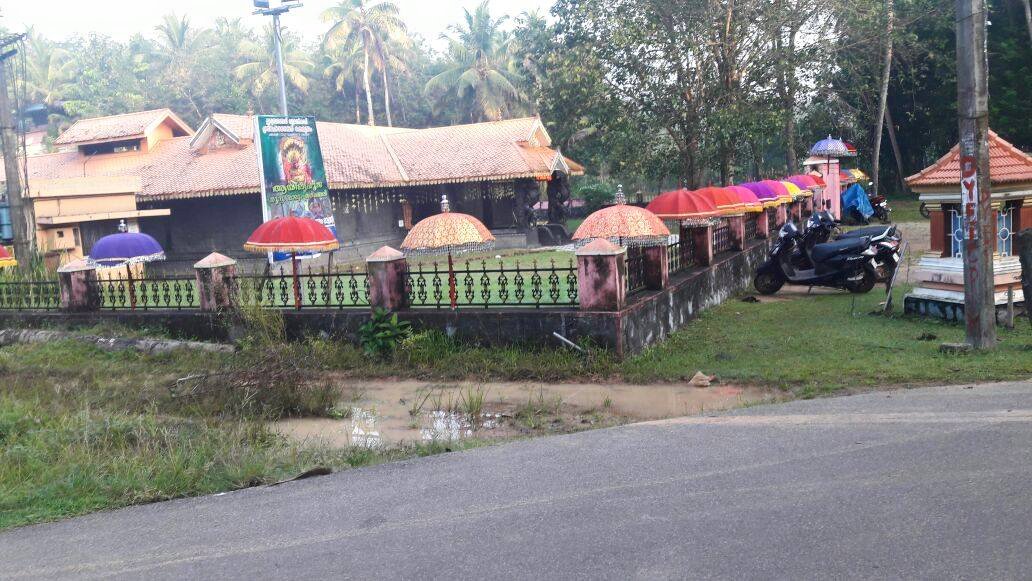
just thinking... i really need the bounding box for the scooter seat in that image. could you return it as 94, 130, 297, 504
839, 226, 894, 240
810, 237, 868, 263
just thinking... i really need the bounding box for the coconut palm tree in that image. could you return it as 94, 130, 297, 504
424, 1, 526, 123
234, 24, 314, 113
324, 43, 366, 124
154, 13, 212, 119
321, 0, 406, 126
22, 31, 74, 107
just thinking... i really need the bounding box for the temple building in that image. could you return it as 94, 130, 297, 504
0, 109, 582, 271
904, 130, 1032, 321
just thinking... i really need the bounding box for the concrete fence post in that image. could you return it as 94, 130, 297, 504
643, 244, 669, 290
691, 224, 715, 267
757, 211, 770, 239
194, 253, 238, 312
57, 259, 100, 312
366, 246, 409, 311
728, 215, 745, 251
576, 239, 626, 311
776, 204, 788, 227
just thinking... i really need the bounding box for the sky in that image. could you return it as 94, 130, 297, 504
1, 0, 553, 47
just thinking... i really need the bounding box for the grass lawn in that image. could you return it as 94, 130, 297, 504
886, 196, 926, 224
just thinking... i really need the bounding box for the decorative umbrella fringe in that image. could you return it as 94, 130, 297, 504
572, 235, 671, 248
243, 241, 340, 253
403, 241, 497, 256
88, 251, 166, 268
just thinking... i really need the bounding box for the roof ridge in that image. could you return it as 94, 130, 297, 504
379, 133, 409, 182
66, 108, 173, 123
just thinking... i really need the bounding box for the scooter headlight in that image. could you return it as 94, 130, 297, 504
862, 246, 878, 256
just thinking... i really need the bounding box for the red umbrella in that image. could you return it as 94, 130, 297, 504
786, 174, 818, 190
645, 188, 720, 222
244, 216, 341, 310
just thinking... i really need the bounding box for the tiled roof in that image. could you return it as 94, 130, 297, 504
906, 130, 1032, 188
52, 109, 193, 145
6, 113, 582, 200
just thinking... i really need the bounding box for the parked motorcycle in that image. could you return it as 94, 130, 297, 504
869, 194, 892, 224
753, 221, 881, 295
795, 211, 903, 284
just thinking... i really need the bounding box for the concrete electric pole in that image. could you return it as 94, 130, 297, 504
0, 34, 36, 268
955, 0, 997, 349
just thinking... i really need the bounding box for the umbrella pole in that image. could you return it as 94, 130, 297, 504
292, 253, 302, 310
126, 264, 137, 311
448, 251, 457, 310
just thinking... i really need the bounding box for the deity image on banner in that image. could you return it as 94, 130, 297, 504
278, 136, 313, 185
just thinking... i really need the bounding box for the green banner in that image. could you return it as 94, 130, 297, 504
255, 116, 336, 260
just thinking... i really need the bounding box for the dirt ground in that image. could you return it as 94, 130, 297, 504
274, 380, 779, 448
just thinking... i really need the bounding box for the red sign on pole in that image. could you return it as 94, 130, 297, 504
959, 155, 979, 241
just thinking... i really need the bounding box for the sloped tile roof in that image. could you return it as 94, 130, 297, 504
6, 112, 583, 200
906, 130, 1032, 188
53, 109, 193, 145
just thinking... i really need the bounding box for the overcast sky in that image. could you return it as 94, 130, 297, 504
2, 0, 553, 47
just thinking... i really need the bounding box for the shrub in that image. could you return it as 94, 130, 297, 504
577, 183, 617, 214
358, 308, 412, 358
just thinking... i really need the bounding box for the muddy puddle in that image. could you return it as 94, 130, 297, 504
273, 381, 776, 447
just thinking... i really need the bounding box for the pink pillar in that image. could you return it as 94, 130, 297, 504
57, 260, 100, 312
194, 252, 238, 312
821, 159, 842, 219
576, 239, 626, 311
366, 246, 409, 311
692, 225, 715, 266
643, 245, 669, 290
776, 204, 788, 227
728, 215, 745, 251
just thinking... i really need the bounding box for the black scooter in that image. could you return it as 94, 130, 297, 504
804, 213, 902, 283
753, 221, 880, 295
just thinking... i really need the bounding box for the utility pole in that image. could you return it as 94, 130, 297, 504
0, 34, 35, 268
955, 0, 996, 349
253, 1, 302, 116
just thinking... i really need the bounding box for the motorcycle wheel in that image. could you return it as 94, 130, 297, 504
878, 211, 891, 224
844, 269, 876, 294
754, 271, 785, 295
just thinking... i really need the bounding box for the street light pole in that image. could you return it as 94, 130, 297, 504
254, 2, 302, 117
955, 0, 996, 349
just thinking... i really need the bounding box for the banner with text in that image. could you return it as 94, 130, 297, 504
255, 115, 337, 262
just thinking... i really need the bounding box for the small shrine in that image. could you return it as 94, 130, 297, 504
904, 130, 1032, 320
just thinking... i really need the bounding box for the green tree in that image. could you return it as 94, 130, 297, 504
322, 0, 406, 126
153, 13, 213, 120
234, 24, 313, 113
22, 31, 74, 108
424, 1, 527, 123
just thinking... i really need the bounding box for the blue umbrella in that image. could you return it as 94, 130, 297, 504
810, 135, 850, 158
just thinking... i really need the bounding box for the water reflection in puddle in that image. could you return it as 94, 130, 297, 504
273, 381, 776, 448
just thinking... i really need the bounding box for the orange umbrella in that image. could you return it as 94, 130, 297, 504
573, 186, 670, 247
694, 187, 746, 215
401, 195, 495, 309
725, 186, 764, 213
0, 245, 16, 269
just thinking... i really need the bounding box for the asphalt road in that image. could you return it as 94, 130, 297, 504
2, 380, 1030, 580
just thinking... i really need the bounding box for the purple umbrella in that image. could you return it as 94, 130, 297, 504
88, 232, 165, 268
738, 182, 780, 208
87, 223, 165, 310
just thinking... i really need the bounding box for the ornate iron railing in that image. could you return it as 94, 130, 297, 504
713, 219, 733, 254
626, 247, 647, 294
745, 214, 759, 240
405, 258, 578, 309
97, 276, 199, 311
0, 280, 60, 311
667, 236, 697, 274
237, 268, 370, 309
